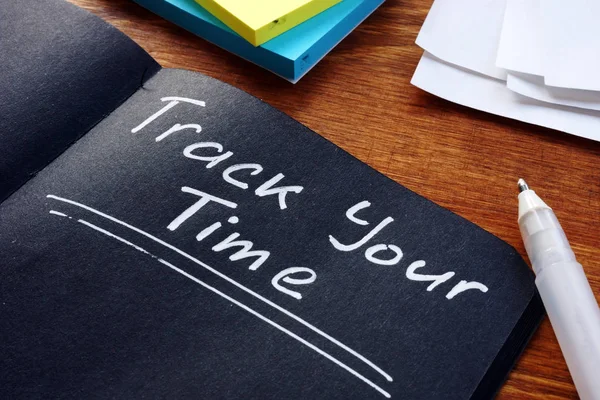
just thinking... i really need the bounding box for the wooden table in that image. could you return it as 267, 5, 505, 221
69, 1, 600, 398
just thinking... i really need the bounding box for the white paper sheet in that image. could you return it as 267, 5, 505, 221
411, 52, 600, 142
542, 0, 600, 91
416, 0, 508, 80
496, 0, 544, 76
507, 72, 600, 111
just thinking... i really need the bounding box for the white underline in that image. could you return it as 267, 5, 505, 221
47, 194, 392, 383
78, 219, 151, 255
54, 213, 391, 398
154, 259, 391, 398
49, 210, 68, 217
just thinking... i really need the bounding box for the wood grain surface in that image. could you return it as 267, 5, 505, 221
67, 0, 600, 398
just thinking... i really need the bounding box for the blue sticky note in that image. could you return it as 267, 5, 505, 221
133, 0, 385, 82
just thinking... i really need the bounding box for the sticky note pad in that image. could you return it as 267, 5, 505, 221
195, 0, 342, 46
134, 0, 385, 83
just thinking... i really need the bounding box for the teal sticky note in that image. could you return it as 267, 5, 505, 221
134, 0, 385, 82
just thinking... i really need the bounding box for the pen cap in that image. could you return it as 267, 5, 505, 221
536, 260, 600, 400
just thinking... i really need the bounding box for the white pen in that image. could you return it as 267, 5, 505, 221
517, 179, 600, 400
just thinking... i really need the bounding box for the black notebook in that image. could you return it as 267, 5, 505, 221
0, 1, 544, 399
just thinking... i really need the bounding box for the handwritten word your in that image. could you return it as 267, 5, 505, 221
131, 96, 488, 301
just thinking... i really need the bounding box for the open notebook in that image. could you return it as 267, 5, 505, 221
0, 1, 544, 399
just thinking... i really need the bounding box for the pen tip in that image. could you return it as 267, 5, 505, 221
517, 178, 529, 193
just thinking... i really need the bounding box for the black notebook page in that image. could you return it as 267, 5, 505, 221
0, 0, 160, 202
0, 68, 542, 399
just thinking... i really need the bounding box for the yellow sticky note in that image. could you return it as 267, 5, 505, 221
195, 0, 342, 46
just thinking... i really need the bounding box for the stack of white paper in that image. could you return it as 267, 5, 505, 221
411, 0, 600, 142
